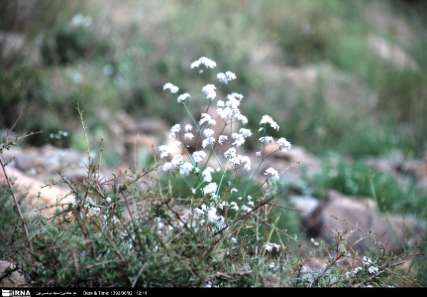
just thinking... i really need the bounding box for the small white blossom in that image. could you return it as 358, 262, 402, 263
184, 132, 194, 141
177, 92, 191, 103
203, 182, 218, 196
234, 113, 248, 124
191, 56, 217, 70
202, 136, 215, 148
217, 71, 237, 84
277, 137, 292, 152
230, 201, 239, 211
202, 167, 215, 183
170, 124, 181, 137
310, 238, 320, 247
202, 84, 217, 100
224, 147, 237, 160
200, 113, 216, 126
264, 242, 281, 253
218, 135, 228, 145
163, 82, 179, 94
239, 128, 252, 138
230, 188, 238, 193
179, 162, 193, 176
260, 115, 280, 131
184, 124, 193, 132
216, 100, 225, 108
204, 128, 215, 138
162, 162, 175, 172
368, 266, 379, 274
363, 256, 373, 266
192, 151, 207, 163
231, 133, 245, 147
264, 167, 279, 181
241, 205, 252, 213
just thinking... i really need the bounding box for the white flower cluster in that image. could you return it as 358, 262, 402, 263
344, 256, 380, 279
158, 56, 293, 232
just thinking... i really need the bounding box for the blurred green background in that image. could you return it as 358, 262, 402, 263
1, 0, 426, 159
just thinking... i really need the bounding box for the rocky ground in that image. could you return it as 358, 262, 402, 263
1, 112, 426, 287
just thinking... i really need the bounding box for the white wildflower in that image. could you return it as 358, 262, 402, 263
203, 182, 218, 196
179, 162, 193, 176
260, 115, 280, 131
170, 124, 181, 137
264, 167, 279, 181
162, 162, 175, 172
277, 137, 292, 152
216, 100, 225, 108
217, 106, 233, 120
184, 124, 193, 132
230, 188, 238, 193
202, 84, 217, 100
202, 136, 215, 148
363, 256, 373, 266
200, 113, 216, 126
310, 238, 320, 247
231, 133, 245, 147
229, 201, 239, 211
163, 82, 179, 94
234, 113, 248, 124
239, 128, 252, 138
368, 266, 379, 275
184, 132, 194, 141
224, 147, 237, 159
191, 56, 217, 70
192, 151, 207, 163
241, 205, 252, 213
202, 167, 215, 183
177, 92, 191, 103
264, 242, 281, 253
218, 135, 228, 145
217, 71, 237, 84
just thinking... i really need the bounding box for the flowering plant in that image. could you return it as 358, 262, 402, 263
159, 56, 292, 233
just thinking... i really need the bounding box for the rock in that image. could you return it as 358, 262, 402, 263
0, 260, 27, 287
0, 166, 75, 218
264, 144, 320, 174
254, 145, 321, 185
302, 190, 426, 253
0, 146, 86, 175
290, 195, 320, 219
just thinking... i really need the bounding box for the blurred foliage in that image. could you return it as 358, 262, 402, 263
0, 0, 426, 155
